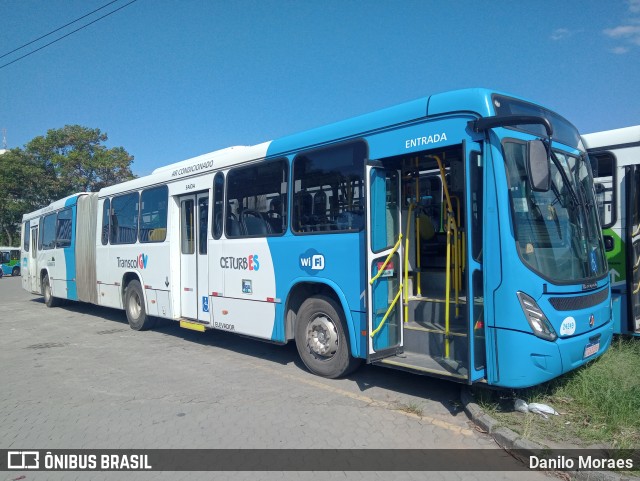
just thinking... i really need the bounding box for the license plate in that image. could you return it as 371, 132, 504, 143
583, 341, 599, 359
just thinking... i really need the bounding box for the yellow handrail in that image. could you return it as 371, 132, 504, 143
431, 154, 462, 358
371, 284, 403, 337
404, 203, 414, 322
369, 234, 403, 285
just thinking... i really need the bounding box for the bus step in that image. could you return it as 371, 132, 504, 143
407, 295, 468, 304
404, 321, 467, 338
179, 319, 209, 332
402, 322, 468, 365
375, 352, 468, 380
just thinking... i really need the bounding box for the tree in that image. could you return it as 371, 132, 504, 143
25, 125, 136, 196
0, 125, 136, 246
0, 148, 56, 245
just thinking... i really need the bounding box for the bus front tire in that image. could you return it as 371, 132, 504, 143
12, 266, 20, 276
294, 295, 361, 379
124, 280, 156, 331
42, 275, 59, 308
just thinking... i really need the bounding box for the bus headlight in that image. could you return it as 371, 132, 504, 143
517, 291, 557, 341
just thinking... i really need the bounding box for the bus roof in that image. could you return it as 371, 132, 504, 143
582, 125, 640, 151
21, 192, 88, 222
99, 88, 510, 197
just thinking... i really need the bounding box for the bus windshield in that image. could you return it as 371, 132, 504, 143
503, 141, 608, 283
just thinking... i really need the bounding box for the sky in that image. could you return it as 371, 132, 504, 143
1, 0, 639, 176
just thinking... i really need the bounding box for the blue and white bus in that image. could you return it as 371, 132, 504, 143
583, 126, 640, 337
21, 88, 613, 388
0, 246, 21, 277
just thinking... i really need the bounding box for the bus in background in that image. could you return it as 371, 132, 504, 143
21, 88, 613, 389
0, 246, 21, 277
583, 126, 640, 337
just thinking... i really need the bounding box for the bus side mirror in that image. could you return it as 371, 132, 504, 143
527, 140, 551, 192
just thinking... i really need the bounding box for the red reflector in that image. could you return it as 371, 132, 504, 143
361, 330, 367, 336
266, 297, 275, 303
474, 320, 484, 330
211, 292, 219, 296
145, 285, 152, 289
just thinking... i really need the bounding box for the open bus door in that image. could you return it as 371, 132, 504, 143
626, 165, 640, 334
365, 147, 486, 383
366, 164, 404, 360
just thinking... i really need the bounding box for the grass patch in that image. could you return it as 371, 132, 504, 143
475, 338, 640, 449
396, 402, 424, 417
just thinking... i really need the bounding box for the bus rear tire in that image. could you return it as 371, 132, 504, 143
42, 274, 59, 308
294, 295, 361, 379
12, 266, 20, 276
124, 280, 156, 331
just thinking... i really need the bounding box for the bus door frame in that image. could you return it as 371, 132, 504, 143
178, 191, 211, 323
365, 162, 404, 361
625, 165, 640, 333
465, 143, 487, 383
29, 223, 39, 293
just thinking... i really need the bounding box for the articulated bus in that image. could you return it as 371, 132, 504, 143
21, 88, 613, 388
583, 126, 640, 336
0, 246, 21, 277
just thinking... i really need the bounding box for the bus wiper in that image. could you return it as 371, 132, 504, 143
550, 150, 581, 207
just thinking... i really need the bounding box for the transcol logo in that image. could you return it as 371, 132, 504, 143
116, 254, 148, 269
299, 248, 325, 275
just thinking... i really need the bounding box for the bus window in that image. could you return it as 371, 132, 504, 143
56, 208, 73, 248
110, 192, 139, 245
590, 153, 615, 228
292, 141, 366, 234
198, 196, 208, 254
101, 199, 110, 245
226, 159, 288, 237
41, 213, 57, 250
23, 220, 30, 252
212, 172, 224, 240
181, 199, 195, 254
139, 186, 168, 243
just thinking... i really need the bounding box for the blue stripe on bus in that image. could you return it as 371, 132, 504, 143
64, 196, 78, 301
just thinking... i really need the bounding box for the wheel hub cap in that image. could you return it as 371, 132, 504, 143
307, 315, 338, 357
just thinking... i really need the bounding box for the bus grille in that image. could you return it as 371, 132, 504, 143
548, 289, 608, 311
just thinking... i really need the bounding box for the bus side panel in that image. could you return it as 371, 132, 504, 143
49, 203, 76, 301
266, 232, 366, 357
493, 329, 562, 388
216, 237, 277, 339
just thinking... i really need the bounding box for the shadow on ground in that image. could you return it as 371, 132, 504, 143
29, 296, 465, 417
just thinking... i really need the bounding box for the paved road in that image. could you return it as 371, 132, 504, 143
0, 276, 550, 480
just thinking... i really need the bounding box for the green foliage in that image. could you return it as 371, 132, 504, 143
0, 125, 136, 245
476, 339, 640, 449
24, 125, 135, 195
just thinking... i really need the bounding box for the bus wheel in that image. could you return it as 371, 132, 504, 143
124, 280, 156, 331
42, 274, 59, 307
295, 295, 360, 379
12, 266, 20, 276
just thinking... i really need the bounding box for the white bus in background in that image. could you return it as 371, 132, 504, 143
583, 125, 640, 336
